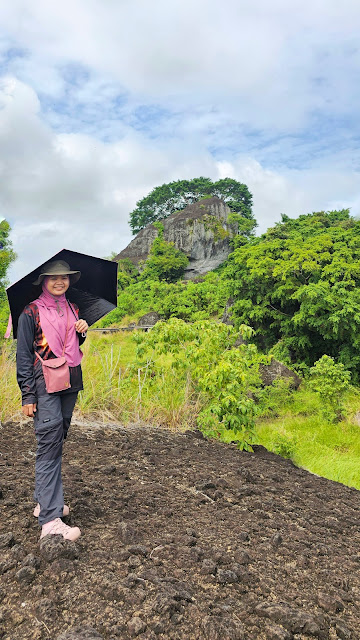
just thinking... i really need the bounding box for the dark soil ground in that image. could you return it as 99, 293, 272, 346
1, 420, 360, 640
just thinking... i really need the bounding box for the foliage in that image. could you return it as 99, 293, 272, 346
272, 433, 298, 459
117, 258, 140, 290
202, 214, 230, 241
221, 209, 360, 380
140, 223, 189, 283
309, 355, 351, 421
255, 384, 360, 489
129, 176, 255, 235
99, 271, 231, 326
0, 220, 16, 339
135, 318, 267, 450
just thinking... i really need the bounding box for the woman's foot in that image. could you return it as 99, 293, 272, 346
40, 518, 81, 541
33, 503, 70, 518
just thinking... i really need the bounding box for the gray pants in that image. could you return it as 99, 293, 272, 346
33, 391, 78, 526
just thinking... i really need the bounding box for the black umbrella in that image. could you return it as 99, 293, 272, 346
6, 248, 118, 338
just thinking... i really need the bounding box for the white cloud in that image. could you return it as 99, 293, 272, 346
2, 0, 360, 130
2, 2, 360, 283
2, 76, 360, 285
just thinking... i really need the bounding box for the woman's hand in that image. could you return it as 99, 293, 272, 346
75, 319, 88, 334
22, 404, 37, 417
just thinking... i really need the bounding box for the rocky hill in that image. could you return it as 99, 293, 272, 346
114, 197, 235, 280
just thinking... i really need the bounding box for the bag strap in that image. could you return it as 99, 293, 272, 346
34, 301, 70, 363
61, 302, 70, 357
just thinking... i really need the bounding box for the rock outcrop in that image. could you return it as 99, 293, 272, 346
114, 197, 235, 280
259, 359, 302, 389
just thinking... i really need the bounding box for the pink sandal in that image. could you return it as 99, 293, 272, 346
33, 503, 70, 518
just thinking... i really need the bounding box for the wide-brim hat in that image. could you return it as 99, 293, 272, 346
32, 260, 81, 286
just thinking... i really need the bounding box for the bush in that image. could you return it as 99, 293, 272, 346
308, 355, 351, 422
135, 318, 268, 450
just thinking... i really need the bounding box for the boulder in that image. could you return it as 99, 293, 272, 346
114, 197, 236, 280
259, 358, 301, 389
137, 312, 161, 327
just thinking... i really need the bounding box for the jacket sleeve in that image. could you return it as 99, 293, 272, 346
16, 311, 37, 406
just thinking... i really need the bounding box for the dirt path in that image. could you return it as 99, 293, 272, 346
0, 420, 359, 640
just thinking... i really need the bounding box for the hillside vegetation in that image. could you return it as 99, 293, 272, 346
103, 209, 360, 375
1, 206, 360, 489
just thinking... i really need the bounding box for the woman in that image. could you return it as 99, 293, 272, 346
16, 260, 88, 542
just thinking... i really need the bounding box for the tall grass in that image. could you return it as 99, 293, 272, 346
0, 341, 21, 422
77, 332, 202, 429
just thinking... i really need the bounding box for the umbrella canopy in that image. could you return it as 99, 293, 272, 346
6, 248, 118, 338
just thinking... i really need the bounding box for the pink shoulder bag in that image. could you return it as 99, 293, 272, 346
34, 302, 71, 393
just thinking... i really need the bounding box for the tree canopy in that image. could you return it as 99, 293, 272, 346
221, 209, 360, 379
129, 176, 255, 235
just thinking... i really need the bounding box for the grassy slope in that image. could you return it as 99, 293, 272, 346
254, 387, 360, 490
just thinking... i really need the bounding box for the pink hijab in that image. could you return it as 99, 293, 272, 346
33, 279, 83, 367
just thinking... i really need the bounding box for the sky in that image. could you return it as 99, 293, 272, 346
1, 0, 360, 281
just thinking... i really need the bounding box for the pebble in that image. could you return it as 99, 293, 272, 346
118, 522, 138, 545
0, 532, 15, 549
15, 566, 37, 584
0, 557, 17, 575
151, 621, 165, 635
201, 559, 217, 575
216, 569, 239, 584
271, 532, 283, 547
127, 616, 147, 637
266, 623, 293, 640
317, 592, 344, 613
40, 534, 78, 562
335, 621, 352, 640
127, 544, 149, 557
22, 554, 41, 569
128, 555, 142, 569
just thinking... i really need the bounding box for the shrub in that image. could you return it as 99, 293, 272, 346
308, 354, 351, 421
135, 318, 268, 450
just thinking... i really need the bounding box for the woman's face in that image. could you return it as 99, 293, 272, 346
45, 274, 70, 296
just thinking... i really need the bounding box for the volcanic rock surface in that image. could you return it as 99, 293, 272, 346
0, 420, 359, 639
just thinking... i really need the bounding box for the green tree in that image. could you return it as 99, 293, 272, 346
140, 222, 189, 283
0, 220, 16, 337
221, 209, 360, 380
309, 355, 351, 421
117, 258, 139, 290
129, 176, 255, 235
